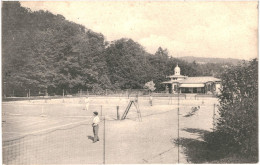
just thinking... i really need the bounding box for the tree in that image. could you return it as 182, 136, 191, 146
216, 59, 258, 160
155, 47, 168, 58
144, 81, 156, 92
2, 2, 228, 96
105, 38, 155, 89
2, 2, 109, 95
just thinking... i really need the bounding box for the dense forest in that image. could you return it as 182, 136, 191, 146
2, 2, 234, 96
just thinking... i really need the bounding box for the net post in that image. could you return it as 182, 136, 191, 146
117, 106, 120, 120
213, 104, 216, 132
177, 90, 180, 164
103, 116, 106, 164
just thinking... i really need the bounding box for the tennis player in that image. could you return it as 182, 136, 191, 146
92, 111, 100, 143
84, 97, 90, 110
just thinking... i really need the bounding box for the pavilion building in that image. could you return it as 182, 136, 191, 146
162, 64, 221, 94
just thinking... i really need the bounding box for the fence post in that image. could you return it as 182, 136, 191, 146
45, 89, 47, 103
63, 89, 65, 103
117, 106, 120, 120
29, 89, 30, 102
101, 105, 103, 117
213, 104, 216, 132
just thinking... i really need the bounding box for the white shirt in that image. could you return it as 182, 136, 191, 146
93, 116, 100, 125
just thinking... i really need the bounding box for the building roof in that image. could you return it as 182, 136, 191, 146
162, 76, 221, 84
179, 83, 205, 88
161, 80, 180, 84
167, 75, 187, 78
179, 77, 221, 84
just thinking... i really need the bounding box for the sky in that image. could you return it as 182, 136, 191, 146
21, 1, 258, 60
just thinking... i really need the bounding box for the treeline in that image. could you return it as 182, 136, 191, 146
205, 59, 258, 162
2, 2, 229, 96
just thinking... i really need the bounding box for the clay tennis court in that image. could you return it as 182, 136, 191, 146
2, 96, 218, 164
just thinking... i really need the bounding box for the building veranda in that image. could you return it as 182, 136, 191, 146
162, 64, 221, 95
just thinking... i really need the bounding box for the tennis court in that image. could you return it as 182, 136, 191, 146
2, 96, 219, 164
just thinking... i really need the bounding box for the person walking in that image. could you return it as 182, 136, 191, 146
92, 111, 100, 143
84, 97, 90, 110
135, 94, 138, 103
149, 94, 153, 106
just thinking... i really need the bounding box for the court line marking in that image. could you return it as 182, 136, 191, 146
63, 115, 93, 118
21, 119, 49, 127
3, 116, 47, 123
3, 118, 35, 124
18, 119, 89, 136
3, 120, 68, 135
3, 113, 22, 116
20, 120, 68, 132
3, 120, 67, 136
3, 132, 25, 134
2, 119, 93, 147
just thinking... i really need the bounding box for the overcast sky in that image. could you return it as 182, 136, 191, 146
21, 1, 258, 60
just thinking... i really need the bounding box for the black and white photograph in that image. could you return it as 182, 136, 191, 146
1, 1, 258, 164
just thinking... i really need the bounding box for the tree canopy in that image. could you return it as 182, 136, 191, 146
216, 59, 258, 160
2, 2, 234, 96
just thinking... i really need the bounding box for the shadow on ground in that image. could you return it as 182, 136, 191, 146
87, 136, 94, 141
182, 128, 210, 137
173, 128, 227, 163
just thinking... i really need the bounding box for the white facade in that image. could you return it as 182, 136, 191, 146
162, 65, 221, 95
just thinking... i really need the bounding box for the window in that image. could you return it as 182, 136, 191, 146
197, 88, 201, 93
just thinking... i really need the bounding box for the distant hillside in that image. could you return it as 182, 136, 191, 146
3, 2, 254, 97
178, 56, 244, 65
3, 2, 211, 95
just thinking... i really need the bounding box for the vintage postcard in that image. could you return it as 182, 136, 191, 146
2, 1, 258, 164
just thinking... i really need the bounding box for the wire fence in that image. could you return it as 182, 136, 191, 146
2, 96, 220, 164
3, 88, 151, 98
3, 121, 103, 164
3, 87, 218, 99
